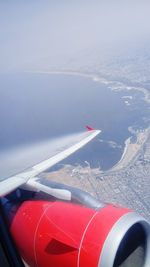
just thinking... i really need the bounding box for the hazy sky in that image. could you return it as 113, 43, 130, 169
0, 1, 150, 176
0, 0, 150, 72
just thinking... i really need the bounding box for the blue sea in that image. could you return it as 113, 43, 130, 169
0, 72, 149, 171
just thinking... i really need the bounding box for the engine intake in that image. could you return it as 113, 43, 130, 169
10, 200, 150, 267
99, 212, 150, 267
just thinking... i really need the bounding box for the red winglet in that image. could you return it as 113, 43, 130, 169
86, 125, 95, 131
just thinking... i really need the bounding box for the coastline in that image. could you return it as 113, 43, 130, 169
110, 128, 150, 172
26, 70, 95, 79
28, 69, 150, 172
28, 69, 150, 104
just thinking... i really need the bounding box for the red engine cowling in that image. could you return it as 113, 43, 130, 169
10, 200, 150, 267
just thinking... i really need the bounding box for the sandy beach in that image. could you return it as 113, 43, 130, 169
110, 128, 150, 172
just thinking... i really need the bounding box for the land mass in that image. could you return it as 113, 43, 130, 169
41, 128, 150, 222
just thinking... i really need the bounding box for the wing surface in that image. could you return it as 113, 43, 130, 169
0, 129, 100, 197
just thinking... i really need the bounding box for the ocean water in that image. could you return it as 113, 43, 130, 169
0, 72, 149, 171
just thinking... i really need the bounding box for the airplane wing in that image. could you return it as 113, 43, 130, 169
0, 128, 100, 197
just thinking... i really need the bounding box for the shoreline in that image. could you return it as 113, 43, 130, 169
110, 128, 150, 172
28, 69, 150, 104
26, 70, 95, 79
28, 69, 150, 172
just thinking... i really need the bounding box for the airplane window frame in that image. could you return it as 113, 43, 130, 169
0, 201, 25, 267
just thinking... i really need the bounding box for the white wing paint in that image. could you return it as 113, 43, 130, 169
0, 129, 100, 197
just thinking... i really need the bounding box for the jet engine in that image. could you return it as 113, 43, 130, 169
10, 199, 150, 267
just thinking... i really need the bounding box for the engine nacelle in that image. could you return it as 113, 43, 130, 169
10, 200, 150, 267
